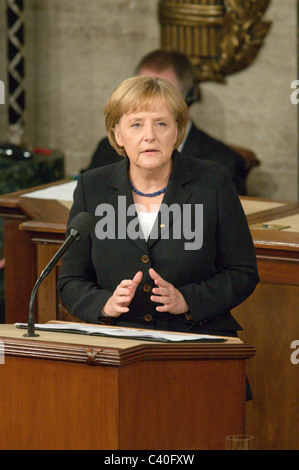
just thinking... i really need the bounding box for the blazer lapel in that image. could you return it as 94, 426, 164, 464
106, 158, 149, 253
147, 151, 194, 248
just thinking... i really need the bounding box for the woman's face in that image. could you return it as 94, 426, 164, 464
114, 97, 178, 173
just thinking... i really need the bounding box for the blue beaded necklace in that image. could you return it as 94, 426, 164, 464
130, 181, 167, 197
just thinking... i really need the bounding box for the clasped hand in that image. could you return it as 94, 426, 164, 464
102, 268, 189, 317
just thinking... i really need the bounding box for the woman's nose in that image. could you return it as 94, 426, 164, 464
143, 124, 156, 141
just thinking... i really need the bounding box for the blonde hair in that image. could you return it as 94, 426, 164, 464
104, 76, 188, 157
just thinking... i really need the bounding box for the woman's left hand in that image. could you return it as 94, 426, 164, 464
149, 268, 189, 315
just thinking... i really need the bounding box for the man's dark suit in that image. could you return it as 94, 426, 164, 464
58, 151, 259, 335
87, 122, 248, 195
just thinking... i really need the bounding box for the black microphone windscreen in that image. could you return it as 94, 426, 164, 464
67, 212, 94, 240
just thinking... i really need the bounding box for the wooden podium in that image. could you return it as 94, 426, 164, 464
0, 324, 254, 450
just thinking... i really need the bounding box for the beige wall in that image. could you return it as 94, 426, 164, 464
0, 0, 298, 200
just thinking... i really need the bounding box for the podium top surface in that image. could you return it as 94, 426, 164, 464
0, 324, 255, 367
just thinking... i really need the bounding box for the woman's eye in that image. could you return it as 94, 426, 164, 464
132, 122, 141, 128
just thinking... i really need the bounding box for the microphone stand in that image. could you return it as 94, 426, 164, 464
23, 229, 78, 338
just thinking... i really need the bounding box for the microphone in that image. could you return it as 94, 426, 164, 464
24, 212, 94, 337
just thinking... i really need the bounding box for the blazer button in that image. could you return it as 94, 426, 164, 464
185, 312, 193, 321
141, 254, 149, 264
144, 313, 152, 322
143, 284, 151, 292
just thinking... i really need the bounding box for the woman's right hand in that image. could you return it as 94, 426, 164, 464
102, 271, 143, 317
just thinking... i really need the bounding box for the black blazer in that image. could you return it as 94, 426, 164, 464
58, 152, 259, 334
87, 122, 247, 195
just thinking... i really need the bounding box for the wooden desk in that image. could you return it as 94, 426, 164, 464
0, 183, 298, 450
233, 209, 299, 451
0, 182, 68, 324
0, 324, 254, 450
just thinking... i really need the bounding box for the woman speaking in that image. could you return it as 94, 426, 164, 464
58, 76, 259, 336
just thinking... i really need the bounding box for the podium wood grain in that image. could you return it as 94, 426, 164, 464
0, 325, 254, 450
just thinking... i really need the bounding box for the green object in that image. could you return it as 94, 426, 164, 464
0, 151, 64, 195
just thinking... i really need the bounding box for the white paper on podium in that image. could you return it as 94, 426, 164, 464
21, 181, 77, 201
15, 322, 233, 343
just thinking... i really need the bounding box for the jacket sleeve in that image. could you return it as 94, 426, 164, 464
178, 169, 259, 324
57, 174, 113, 323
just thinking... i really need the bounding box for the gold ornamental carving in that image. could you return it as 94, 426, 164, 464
158, 0, 272, 82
